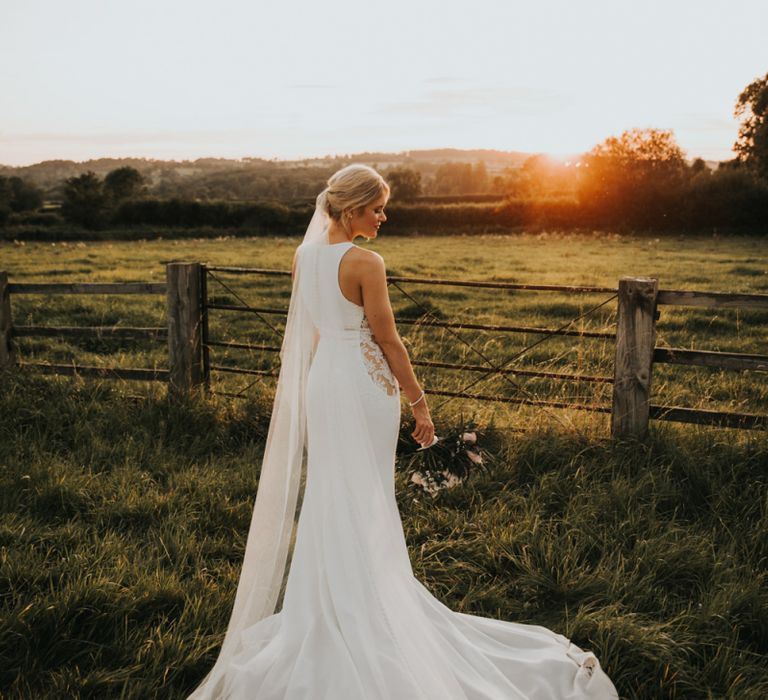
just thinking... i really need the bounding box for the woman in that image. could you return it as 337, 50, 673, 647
188, 164, 618, 699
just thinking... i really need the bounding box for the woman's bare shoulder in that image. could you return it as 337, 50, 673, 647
348, 248, 385, 285
348, 245, 385, 269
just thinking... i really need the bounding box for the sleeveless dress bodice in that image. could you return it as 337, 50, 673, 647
301, 241, 364, 332
300, 241, 399, 396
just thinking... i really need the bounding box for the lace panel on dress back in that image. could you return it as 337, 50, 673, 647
359, 316, 398, 396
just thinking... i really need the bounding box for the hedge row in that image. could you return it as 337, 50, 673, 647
2, 177, 767, 240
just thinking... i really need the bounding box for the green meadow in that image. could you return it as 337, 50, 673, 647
1, 232, 767, 698
3, 232, 767, 424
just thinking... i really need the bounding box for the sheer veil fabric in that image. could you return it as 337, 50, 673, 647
187, 191, 619, 699
187, 193, 332, 699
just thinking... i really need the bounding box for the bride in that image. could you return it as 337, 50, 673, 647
187, 165, 619, 699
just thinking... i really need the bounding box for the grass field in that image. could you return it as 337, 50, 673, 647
1, 232, 767, 698
3, 231, 767, 427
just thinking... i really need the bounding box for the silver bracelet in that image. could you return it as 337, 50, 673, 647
409, 390, 425, 407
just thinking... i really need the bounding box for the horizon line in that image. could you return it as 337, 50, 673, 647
0, 145, 729, 169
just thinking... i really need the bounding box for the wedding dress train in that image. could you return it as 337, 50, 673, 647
189, 241, 618, 699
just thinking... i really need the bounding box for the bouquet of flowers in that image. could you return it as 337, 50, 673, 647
398, 420, 491, 497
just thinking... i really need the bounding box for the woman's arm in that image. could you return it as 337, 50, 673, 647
359, 252, 435, 446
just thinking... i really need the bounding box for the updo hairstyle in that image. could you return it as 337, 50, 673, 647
323, 165, 389, 231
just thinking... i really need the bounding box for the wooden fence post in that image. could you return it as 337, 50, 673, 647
166, 262, 203, 398
0, 272, 13, 369
611, 276, 659, 440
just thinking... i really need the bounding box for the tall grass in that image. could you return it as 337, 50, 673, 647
1, 233, 767, 697
1, 373, 766, 698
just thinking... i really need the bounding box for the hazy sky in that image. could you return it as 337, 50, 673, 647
1, 0, 766, 166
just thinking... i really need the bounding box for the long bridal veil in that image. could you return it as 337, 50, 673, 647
187, 194, 330, 700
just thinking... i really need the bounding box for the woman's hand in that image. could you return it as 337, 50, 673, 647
411, 399, 435, 447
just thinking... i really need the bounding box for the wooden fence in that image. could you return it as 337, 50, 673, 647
1, 264, 767, 440
0, 263, 203, 397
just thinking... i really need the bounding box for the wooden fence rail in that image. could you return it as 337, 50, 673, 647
1, 265, 767, 439
0, 263, 202, 398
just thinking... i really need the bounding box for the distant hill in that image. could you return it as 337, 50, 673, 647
320, 148, 533, 173
0, 148, 533, 191
0, 148, 722, 202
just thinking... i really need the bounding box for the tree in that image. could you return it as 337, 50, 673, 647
578, 128, 687, 228
517, 155, 574, 197
61, 171, 108, 228
386, 167, 422, 201
471, 160, 488, 192
104, 166, 145, 201
0, 176, 44, 224
431, 161, 489, 195
9, 177, 44, 212
0, 177, 11, 224
734, 72, 768, 180
432, 162, 473, 195
585, 127, 686, 164
690, 157, 709, 175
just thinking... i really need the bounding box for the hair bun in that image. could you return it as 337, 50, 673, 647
322, 164, 389, 227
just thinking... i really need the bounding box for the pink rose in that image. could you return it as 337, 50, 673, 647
441, 471, 462, 488
411, 472, 426, 487
465, 449, 483, 465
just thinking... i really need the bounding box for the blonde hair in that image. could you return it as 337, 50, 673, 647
323, 164, 389, 229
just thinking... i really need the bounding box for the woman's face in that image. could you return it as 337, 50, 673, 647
348, 192, 388, 241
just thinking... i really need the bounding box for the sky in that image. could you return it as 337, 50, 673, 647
1, 0, 767, 166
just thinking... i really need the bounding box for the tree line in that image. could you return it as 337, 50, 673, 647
2, 72, 767, 236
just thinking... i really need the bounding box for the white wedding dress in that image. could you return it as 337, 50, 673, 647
191, 241, 619, 699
